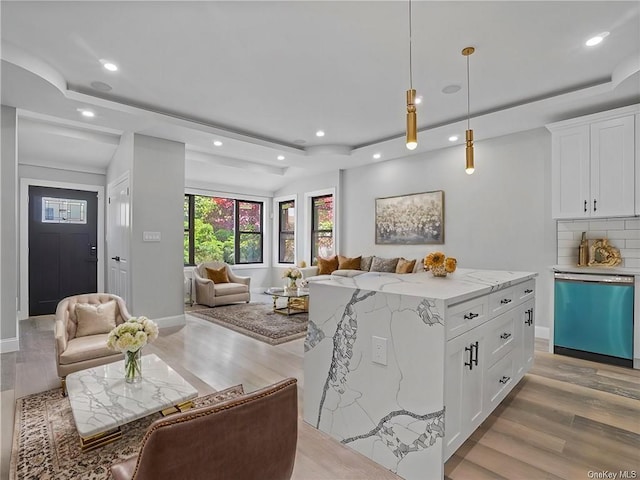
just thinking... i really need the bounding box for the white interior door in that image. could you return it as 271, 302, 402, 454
107, 174, 131, 306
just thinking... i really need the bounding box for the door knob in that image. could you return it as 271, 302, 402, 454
111, 256, 121, 262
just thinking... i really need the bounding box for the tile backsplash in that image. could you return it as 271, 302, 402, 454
557, 218, 640, 268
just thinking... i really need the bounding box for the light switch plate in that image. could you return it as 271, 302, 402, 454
143, 231, 161, 242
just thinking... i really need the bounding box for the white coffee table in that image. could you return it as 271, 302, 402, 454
66, 353, 198, 450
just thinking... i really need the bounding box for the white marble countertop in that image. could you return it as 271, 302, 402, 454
314, 268, 537, 306
66, 353, 198, 437
552, 265, 640, 276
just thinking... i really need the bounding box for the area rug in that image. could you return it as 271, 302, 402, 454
189, 302, 308, 345
10, 384, 244, 480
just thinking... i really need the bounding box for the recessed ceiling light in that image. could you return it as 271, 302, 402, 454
315, 130, 325, 137
100, 60, 119, 72
448, 135, 459, 142
77, 108, 95, 118
373, 153, 381, 160
90, 80, 112, 92
277, 155, 285, 161
213, 140, 223, 147
442, 84, 461, 94
585, 32, 609, 47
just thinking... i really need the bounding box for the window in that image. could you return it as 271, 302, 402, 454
278, 200, 295, 264
41, 197, 87, 224
184, 194, 263, 265
311, 194, 333, 265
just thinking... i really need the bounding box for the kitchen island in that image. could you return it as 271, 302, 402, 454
303, 268, 537, 480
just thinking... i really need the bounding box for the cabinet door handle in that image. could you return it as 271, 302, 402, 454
500, 332, 511, 340
524, 289, 533, 294
472, 341, 479, 367
526, 308, 534, 326
464, 345, 474, 370
464, 312, 479, 320
593, 199, 597, 212
499, 376, 511, 385
584, 200, 587, 212
500, 298, 512, 305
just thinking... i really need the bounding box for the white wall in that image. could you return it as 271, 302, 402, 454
107, 132, 133, 183
130, 134, 185, 322
341, 128, 556, 328
1, 106, 18, 351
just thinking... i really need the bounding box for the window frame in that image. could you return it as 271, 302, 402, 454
305, 188, 336, 265
184, 193, 265, 267
274, 195, 297, 265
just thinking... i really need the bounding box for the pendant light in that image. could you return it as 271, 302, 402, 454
406, 0, 417, 150
462, 46, 475, 174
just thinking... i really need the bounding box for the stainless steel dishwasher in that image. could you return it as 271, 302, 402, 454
554, 272, 634, 367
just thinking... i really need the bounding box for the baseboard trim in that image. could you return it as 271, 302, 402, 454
154, 314, 185, 329
0, 337, 20, 353
535, 326, 550, 339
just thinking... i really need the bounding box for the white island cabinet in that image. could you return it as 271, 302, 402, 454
303, 269, 537, 480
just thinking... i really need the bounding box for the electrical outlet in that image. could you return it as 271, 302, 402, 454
372, 336, 388, 365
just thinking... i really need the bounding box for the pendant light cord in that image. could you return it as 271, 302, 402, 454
408, 0, 413, 90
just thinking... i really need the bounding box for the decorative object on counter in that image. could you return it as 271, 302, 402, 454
375, 190, 444, 244
424, 252, 457, 277
106, 317, 159, 383
587, 238, 622, 267
283, 267, 302, 291
578, 232, 589, 266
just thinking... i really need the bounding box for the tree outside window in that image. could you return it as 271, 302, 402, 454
184, 195, 263, 265
311, 194, 333, 265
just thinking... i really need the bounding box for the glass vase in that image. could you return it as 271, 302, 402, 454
124, 349, 142, 384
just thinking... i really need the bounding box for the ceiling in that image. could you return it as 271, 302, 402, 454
2, 1, 639, 193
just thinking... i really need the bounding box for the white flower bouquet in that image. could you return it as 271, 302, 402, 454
107, 316, 159, 383
107, 316, 159, 353
283, 267, 302, 289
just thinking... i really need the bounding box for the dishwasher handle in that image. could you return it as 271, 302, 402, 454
554, 272, 634, 284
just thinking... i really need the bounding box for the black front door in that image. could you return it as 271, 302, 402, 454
29, 186, 98, 315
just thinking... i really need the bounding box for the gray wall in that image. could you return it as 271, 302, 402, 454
19, 164, 105, 187
1, 106, 18, 347
130, 134, 185, 319
340, 128, 557, 329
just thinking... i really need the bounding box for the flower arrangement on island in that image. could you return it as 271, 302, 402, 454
283, 267, 303, 288
424, 252, 457, 277
107, 317, 159, 382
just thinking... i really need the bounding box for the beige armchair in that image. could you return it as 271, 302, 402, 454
111, 378, 298, 480
193, 261, 251, 307
55, 293, 131, 390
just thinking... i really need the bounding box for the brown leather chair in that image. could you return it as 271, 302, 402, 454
111, 378, 298, 480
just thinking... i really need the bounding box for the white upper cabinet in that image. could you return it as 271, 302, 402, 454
548, 105, 638, 219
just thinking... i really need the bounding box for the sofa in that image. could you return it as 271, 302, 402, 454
300, 254, 423, 282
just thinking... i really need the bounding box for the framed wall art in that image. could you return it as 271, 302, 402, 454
375, 190, 444, 244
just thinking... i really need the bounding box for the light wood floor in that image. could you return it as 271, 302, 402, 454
2, 306, 639, 480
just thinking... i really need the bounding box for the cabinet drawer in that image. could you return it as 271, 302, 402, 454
515, 279, 535, 306
485, 310, 516, 367
489, 285, 516, 317
485, 352, 515, 409
446, 296, 489, 340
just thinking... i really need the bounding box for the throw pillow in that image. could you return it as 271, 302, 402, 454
317, 256, 339, 275
360, 256, 374, 271
75, 301, 117, 337
370, 256, 400, 273
205, 266, 230, 284
396, 258, 417, 274
338, 255, 362, 270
